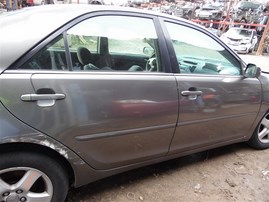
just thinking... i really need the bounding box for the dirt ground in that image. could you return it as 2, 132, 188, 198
66, 143, 269, 202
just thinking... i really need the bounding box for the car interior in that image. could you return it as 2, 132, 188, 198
18, 33, 160, 73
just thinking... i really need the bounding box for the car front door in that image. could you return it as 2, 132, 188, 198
162, 20, 262, 154
1, 14, 179, 170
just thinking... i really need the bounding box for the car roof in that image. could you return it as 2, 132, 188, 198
0, 4, 197, 71
236, 1, 261, 9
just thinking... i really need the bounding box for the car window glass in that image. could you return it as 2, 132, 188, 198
67, 16, 161, 72
19, 35, 68, 70
67, 35, 98, 53
164, 22, 241, 75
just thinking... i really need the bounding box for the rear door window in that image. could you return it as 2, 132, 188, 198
67, 15, 162, 72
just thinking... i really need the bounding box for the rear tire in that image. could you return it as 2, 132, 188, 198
248, 112, 269, 149
0, 151, 69, 202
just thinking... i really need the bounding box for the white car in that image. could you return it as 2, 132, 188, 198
220, 27, 258, 54
195, 4, 222, 20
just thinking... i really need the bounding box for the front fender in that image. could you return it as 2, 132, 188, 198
247, 73, 269, 139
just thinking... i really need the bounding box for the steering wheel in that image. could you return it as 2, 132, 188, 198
146, 54, 157, 72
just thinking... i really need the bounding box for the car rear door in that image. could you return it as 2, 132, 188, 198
161, 19, 262, 154
1, 13, 179, 170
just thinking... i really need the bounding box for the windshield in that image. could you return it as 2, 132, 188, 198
227, 29, 252, 37
202, 5, 218, 10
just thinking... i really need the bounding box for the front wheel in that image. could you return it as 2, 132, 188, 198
248, 112, 269, 149
0, 151, 69, 202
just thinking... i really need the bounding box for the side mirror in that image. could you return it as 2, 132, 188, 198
244, 63, 261, 78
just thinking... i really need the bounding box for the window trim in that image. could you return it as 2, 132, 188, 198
65, 13, 168, 73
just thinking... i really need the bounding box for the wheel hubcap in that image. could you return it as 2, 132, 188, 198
0, 167, 53, 202
258, 113, 269, 144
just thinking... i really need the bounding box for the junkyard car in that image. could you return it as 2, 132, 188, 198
172, 3, 198, 20
231, 1, 263, 23
220, 27, 258, 53
1, 5, 269, 202
195, 4, 223, 20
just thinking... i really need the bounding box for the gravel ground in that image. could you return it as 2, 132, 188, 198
66, 143, 269, 202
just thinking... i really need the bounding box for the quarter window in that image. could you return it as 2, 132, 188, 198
19, 36, 67, 70
164, 22, 241, 75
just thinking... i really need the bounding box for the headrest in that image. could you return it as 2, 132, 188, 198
77, 47, 92, 65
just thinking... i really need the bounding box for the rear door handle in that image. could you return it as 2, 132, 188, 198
21, 93, 65, 101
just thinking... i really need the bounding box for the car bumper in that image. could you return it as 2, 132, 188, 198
228, 44, 250, 54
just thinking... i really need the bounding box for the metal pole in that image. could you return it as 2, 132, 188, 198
222, 0, 234, 33
6, 0, 11, 11
256, 16, 269, 55
13, 0, 17, 10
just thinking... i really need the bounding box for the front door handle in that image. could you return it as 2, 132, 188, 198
21, 93, 65, 101
181, 91, 203, 96
181, 90, 202, 101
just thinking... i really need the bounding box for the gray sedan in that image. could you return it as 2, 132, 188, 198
0, 5, 269, 202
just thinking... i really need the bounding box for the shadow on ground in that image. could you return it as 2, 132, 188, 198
66, 143, 252, 201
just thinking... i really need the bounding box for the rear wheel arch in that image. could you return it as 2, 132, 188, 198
0, 142, 75, 186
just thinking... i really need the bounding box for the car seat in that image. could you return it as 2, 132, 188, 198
77, 47, 100, 70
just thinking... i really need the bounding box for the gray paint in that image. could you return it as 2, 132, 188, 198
1, 5, 269, 189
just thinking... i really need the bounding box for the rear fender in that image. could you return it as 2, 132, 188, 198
0, 101, 95, 187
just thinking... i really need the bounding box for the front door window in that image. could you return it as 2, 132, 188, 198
165, 22, 241, 75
